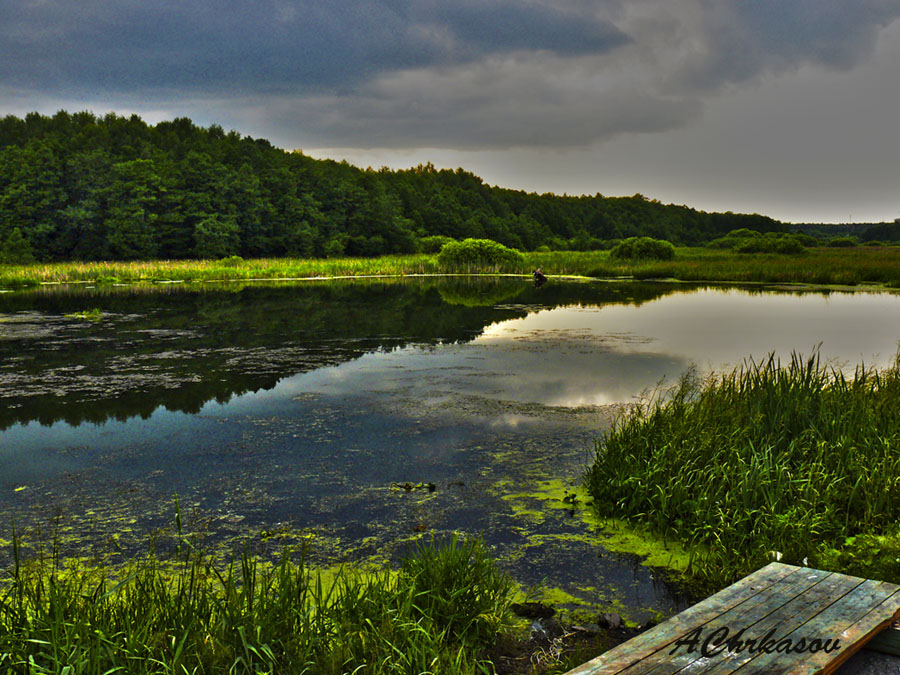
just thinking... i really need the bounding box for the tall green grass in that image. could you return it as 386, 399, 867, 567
584, 353, 900, 590
0, 522, 515, 674
3, 246, 900, 289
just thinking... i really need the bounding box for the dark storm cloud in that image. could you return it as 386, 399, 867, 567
2, 0, 900, 150
424, 1, 629, 56
0, 0, 626, 95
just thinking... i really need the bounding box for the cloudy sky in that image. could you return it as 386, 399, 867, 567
3, 0, 899, 223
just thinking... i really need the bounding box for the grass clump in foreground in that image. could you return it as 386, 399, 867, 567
585, 352, 900, 592
0, 527, 517, 674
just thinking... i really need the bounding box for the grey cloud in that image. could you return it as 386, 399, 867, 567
0, 0, 625, 94
3, 0, 900, 151
423, 1, 629, 56
669, 0, 900, 91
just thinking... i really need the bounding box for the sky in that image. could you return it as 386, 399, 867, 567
2, 0, 899, 224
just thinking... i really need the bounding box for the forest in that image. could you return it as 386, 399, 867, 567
1, 111, 794, 263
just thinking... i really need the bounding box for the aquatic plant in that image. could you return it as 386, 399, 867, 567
585, 352, 900, 590
64, 307, 103, 320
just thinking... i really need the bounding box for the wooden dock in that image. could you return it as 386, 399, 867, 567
566, 562, 900, 674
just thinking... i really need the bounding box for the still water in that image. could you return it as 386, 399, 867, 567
2, 278, 899, 620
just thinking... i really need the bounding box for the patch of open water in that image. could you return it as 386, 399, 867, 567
2, 278, 900, 622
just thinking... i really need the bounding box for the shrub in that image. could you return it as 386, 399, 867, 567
791, 233, 819, 247
419, 235, 456, 254
827, 237, 857, 247
609, 236, 675, 261
436, 238, 524, 271
726, 228, 762, 239
726, 234, 808, 254
773, 237, 806, 254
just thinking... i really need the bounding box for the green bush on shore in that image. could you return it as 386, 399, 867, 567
419, 235, 457, 254
608, 237, 675, 261
437, 238, 525, 272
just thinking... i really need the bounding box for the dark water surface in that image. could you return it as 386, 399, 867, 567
3, 278, 900, 621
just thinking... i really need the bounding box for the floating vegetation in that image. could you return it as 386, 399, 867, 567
391, 481, 437, 493
64, 307, 103, 320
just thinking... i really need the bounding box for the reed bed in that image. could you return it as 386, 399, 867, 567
0, 525, 515, 674
585, 353, 900, 590
3, 246, 900, 289
581, 246, 900, 286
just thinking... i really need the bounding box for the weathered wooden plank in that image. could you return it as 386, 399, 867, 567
640, 568, 864, 674
564, 565, 900, 675
563, 563, 801, 675
748, 584, 900, 675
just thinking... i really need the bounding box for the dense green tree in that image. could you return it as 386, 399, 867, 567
194, 214, 240, 258
0, 112, 790, 262
105, 159, 163, 260
0, 227, 35, 264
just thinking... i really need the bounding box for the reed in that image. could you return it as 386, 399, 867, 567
0, 521, 515, 674
3, 246, 900, 289
584, 352, 900, 590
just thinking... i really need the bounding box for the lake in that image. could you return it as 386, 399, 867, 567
2, 277, 899, 622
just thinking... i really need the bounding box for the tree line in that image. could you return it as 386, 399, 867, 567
0, 111, 788, 263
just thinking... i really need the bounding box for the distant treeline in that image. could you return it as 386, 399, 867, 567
791, 222, 900, 242
0, 111, 791, 263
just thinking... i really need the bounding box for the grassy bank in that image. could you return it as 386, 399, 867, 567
579, 246, 900, 286
0, 526, 518, 674
3, 246, 900, 289
585, 353, 900, 592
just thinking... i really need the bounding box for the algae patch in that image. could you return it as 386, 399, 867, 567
501, 477, 694, 572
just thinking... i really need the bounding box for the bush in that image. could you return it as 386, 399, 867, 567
791, 233, 819, 247
419, 235, 456, 254
726, 228, 762, 239
827, 237, 857, 248
436, 238, 524, 271
773, 237, 806, 254
723, 233, 808, 254
609, 236, 675, 261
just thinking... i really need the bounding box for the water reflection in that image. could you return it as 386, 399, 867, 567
0, 279, 673, 429
3, 279, 900, 622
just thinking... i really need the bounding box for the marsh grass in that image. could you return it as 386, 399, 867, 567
0, 517, 516, 674
585, 352, 900, 591
3, 246, 900, 289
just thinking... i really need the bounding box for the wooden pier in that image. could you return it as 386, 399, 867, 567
566, 562, 900, 674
